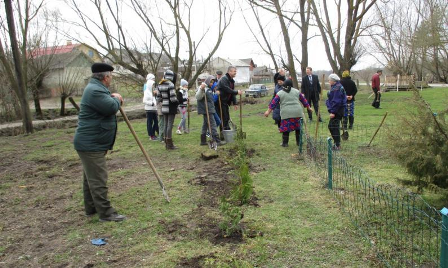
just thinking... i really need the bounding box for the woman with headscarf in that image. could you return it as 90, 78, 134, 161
340, 70, 358, 130
326, 74, 347, 150
264, 79, 312, 147
272, 75, 286, 128
143, 73, 159, 141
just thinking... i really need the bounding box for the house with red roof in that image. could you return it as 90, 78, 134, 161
30, 41, 102, 97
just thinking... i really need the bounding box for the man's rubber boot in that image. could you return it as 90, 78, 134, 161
200, 134, 207, 146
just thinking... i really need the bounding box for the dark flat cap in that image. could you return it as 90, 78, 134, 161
91, 63, 114, 73
216, 70, 223, 75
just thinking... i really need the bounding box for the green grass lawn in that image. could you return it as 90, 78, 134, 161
1, 86, 446, 267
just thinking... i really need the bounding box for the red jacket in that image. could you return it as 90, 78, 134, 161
371, 73, 380, 89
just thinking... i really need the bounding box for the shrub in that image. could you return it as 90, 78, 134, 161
388, 90, 448, 191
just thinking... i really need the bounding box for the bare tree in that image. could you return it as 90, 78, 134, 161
130, 0, 233, 88
2, 0, 36, 133
64, 0, 233, 89
246, 0, 299, 87
241, 2, 280, 71
369, 0, 447, 82
26, 9, 60, 119
64, 0, 150, 78
247, 0, 312, 83
368, 0, 420, 76
310, 0, 378, 75
414, 0, 448, 82
57, 68, 84, 116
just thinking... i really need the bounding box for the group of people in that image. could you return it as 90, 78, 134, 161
267, 67, 359, 150
73, 61, 380, 222
142, 71, 189, 149
143, 66, 242, 149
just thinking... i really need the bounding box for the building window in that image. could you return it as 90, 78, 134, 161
88, 50, 93, 58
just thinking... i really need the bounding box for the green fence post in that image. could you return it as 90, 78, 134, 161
327, 137, 333, 190
441, 207, 448, 268
299, 118, 303, 154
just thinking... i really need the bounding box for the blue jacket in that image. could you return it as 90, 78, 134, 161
326, 81, 346, 115
74, 78, 120, 151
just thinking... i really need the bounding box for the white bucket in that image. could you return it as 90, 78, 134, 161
222, 129, 236, 143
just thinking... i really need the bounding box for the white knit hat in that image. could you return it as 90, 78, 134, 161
328, 74, 340, 81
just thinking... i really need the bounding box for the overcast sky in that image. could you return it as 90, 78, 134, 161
46, 0, 381, 72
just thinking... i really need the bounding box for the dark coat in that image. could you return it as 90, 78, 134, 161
196, 87, 216, 115
272, 84, 283, 122
326, 81, 347, 116
340, 77, 358, 102
301, 74, 321, 101
176, 88, 188, 108
218, 73, 238, 105
74, 78, 120, 151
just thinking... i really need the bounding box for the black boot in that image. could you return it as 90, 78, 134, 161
295, 130, 301, 146
166, 138, 178, 150
348, 116, 354, 129
281, 132, 289, 147
342, 116, 348, 131
200, 134, 207, 146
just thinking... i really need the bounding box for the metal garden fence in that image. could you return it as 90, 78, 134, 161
299, 129, 448, 267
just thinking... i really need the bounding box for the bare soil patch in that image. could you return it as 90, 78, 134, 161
0, 135, 258, 267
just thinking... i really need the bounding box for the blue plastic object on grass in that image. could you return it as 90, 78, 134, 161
91, 238, 107, 246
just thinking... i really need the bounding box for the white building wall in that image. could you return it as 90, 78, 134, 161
234, 66, 250, 84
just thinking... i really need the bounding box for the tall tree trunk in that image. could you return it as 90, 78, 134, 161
299, 0, 309, 76
273, 0, 298, 88
32, 89, 43, 119
4, 0, 33, 133
60, 95, 67, 116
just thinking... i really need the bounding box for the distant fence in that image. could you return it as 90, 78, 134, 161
384, 75, 429, 91
299, 127, 448, 267
252, 77, 272, 84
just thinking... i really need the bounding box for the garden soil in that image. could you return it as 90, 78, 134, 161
0, 134, 253, 267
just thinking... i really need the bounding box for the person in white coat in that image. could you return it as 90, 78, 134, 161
143, 73, 159, 140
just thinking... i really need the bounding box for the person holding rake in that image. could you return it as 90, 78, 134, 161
195, 75, 224, 146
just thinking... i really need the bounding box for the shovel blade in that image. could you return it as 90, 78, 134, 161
208, 140, 218, 151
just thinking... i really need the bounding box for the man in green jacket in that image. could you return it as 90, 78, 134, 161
74, 63, 126, 222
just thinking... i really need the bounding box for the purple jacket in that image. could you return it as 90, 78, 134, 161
326, 81, 347, 115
